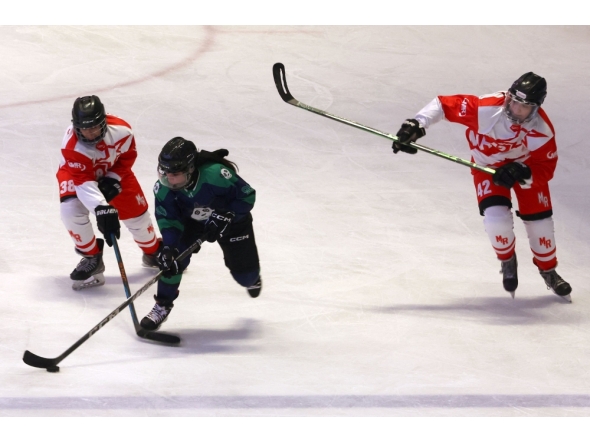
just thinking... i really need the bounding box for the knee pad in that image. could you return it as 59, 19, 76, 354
122, 210, 153, 231
60, 198, 96, 250
60, 197, 90, 226
122, 211, 159, 251
483, 205, 515, 259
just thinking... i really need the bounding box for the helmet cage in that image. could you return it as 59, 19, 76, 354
503, 91, 540, 124
74, 120, 107, 144
157, 146, 197, 190
158, 163, 196, 190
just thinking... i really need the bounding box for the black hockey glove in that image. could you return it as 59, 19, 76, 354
95, 205, 120, 247
493, 162, 532, 189
204, 211, 234, 243
157, 246, 180, 278
392, 119, 425, 154
98, 177, 122, 203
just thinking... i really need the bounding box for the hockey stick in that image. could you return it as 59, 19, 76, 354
22, 234, 208, 372
272, 63, 496, 175
111, 234, 180, 344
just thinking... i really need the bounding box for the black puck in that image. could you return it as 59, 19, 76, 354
46, 366, 60, 373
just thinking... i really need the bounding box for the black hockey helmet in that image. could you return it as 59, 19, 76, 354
71, 95, 107, 143
157, 137, 198, 190
504, 72, 547, 124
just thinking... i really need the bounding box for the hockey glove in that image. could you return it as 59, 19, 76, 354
204, 211, 235, 243
95, 205, 120, 247
98, 177, 122, 203
392, 119, 425, 154
493, 162, 532, 189
157, 246, 180, 278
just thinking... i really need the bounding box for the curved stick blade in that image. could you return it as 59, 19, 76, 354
23, 350, 60, 369
137, 329, 181, 345
272, 63, 295, 103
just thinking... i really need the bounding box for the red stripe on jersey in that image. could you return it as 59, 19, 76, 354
106, 114, 131, 129
438, 94, 479, 129
63, 128, 79, 151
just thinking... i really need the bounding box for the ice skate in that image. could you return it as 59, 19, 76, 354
539, 268, 572, 303
140, 297, 174, 331
500, 254, 518, 298
141, 240, 162, 269
70, 239, 105, 291
141, 252, 159, 269
247, 276, 262, 298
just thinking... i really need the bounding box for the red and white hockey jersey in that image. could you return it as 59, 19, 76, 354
415, 92, 558, 186
57, 115, 137, 212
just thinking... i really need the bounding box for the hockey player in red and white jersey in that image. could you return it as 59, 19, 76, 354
392, 72, 572, 302
56, 95, 161, 290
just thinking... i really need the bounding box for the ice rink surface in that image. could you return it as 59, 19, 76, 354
1, 23, 590, 431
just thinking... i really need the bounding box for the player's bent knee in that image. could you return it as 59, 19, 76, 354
483, 205, 513, 231
60, 197, 89, 224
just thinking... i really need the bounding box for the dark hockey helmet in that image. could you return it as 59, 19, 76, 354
157, 137, 198, 190
71, 95, 107, 143
504, 72, 547, 124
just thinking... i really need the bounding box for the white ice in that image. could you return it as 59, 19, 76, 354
1, 26, 590, 422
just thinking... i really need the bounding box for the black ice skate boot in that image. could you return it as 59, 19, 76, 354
539, 268, 572, 303
141, 252, 159, 269
247, 276, 262, 298
70, 239, 105, 291
140, 296, 174, 331
500, 254, 518, 298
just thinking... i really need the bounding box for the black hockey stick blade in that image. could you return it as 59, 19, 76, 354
22, 350, 60, 369
22, 235, 207, 370
271, 63, 496, 176
273, 63, 296, 103
136, 328, 180, 344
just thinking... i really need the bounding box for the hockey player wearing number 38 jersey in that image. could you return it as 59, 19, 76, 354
56, 96, 161, 290
392, 72, 572, 301
139, 137, 261, 331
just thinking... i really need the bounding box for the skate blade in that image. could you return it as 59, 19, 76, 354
72, 273, 105, 291
558, 293, 572, 303
509, 291, 515, 299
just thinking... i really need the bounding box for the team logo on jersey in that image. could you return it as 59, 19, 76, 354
154, 182, 160, 194
67, 161, 86, 171
241, 185, 254, 195
221, 168, 232, 179
547, 151, 558, 159
459, 98, 469, 117
191, 206, 213, 221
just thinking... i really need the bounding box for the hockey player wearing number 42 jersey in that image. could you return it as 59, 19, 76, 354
392, 72, 572, 302
139, 137, 261, 332
56, 96, 161, 290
